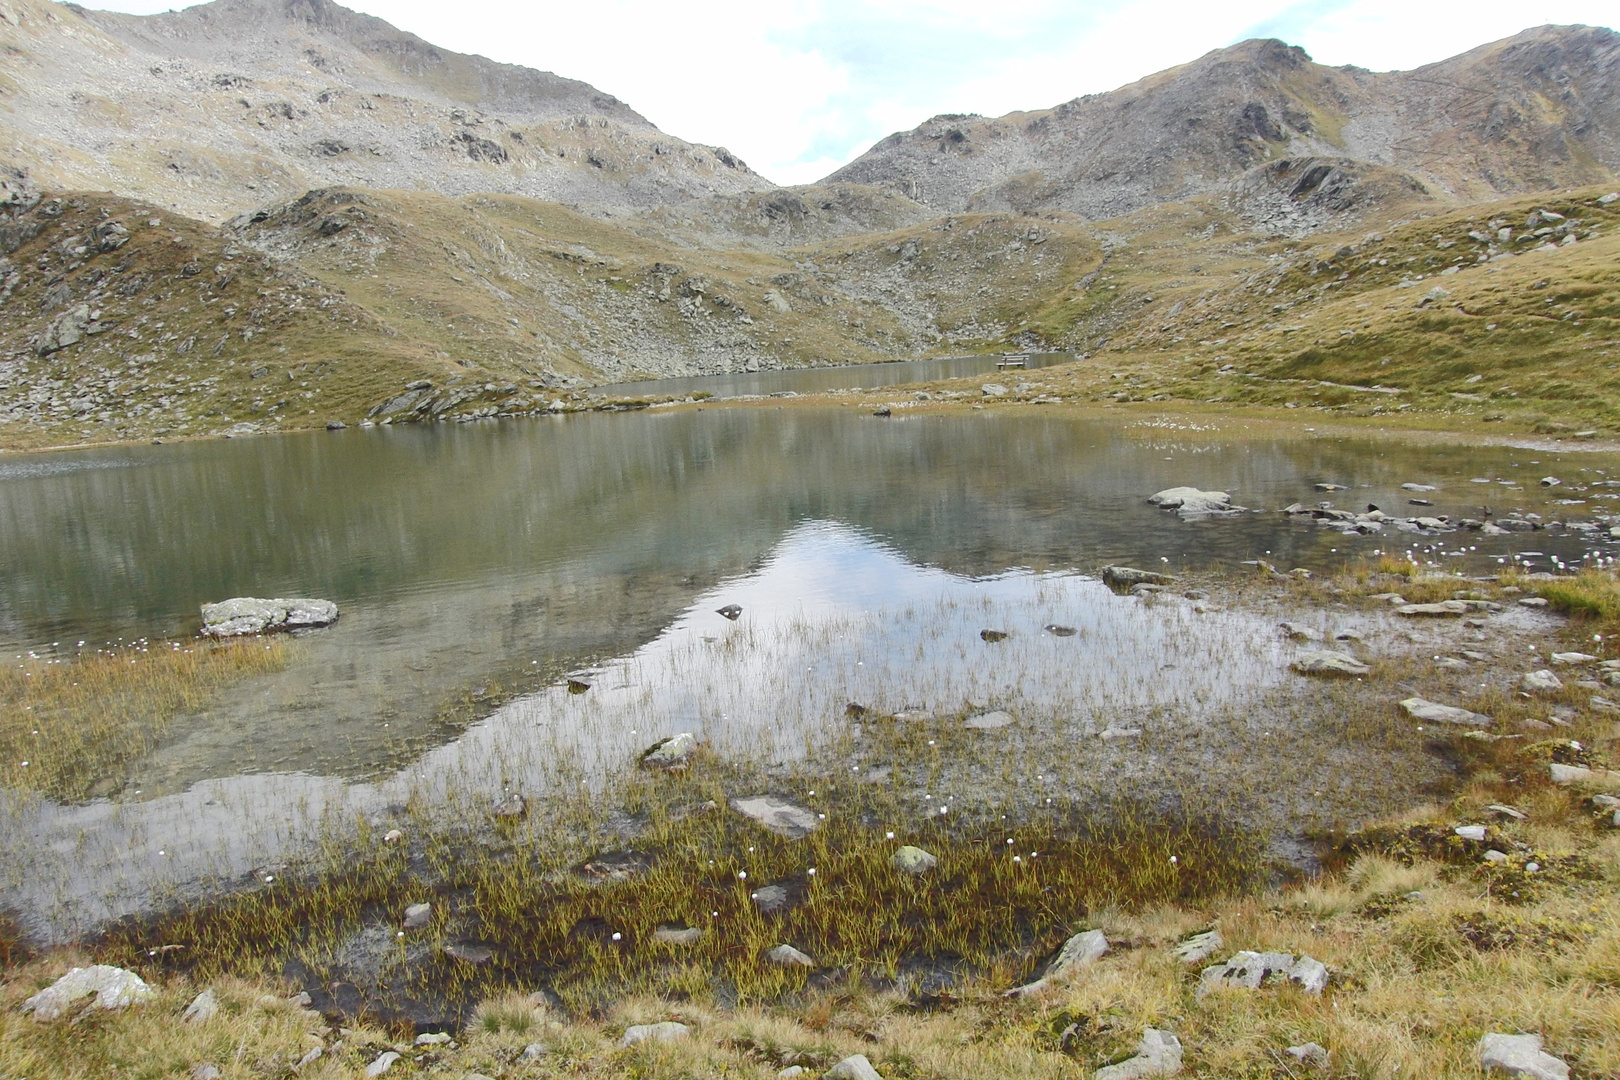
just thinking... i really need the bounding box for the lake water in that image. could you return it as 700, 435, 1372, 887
2, 404, 1617, 937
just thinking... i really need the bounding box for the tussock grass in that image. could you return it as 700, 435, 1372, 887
0, 638, 291, 800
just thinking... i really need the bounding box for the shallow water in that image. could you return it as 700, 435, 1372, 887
2, 406, 1618, 938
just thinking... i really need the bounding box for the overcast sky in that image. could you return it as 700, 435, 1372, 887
86, 0, 1617, 185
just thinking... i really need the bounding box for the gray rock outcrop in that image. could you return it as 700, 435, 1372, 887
22, 965, 154, 1021
200, 597, 338, 636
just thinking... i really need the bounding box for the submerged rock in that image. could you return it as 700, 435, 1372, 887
200, 597, 338, 637
731, 796, 819, 838
751, 884, 792, 915
1477, 1033, 1569, 1080
620, 1021, 690, 1048
1291, 651, 1369, 676
23, 965, 154, 1021
1101, 566, 1175, 591
1094, 1028, 1183, 1080
1149, 487, 1242, 516
1044, 624, 1078, 636
716, 604, 743, 620
1400, 697, 1493, 727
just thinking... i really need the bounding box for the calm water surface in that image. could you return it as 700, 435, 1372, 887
3, 406, 1618, 937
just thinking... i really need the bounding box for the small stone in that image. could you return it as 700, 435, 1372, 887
403, 903, 432, 930
521, 1042, 548, 1061
1397, 601, 1470, 617
415, 1031, 452, 1046
296, 1046, 323, 1068
731, 796, 820, 838
490, 794, 526, 818
1286, 955, 1328, 994
779, 1068, 807, 1079
191, 1066, 222, 1080
1279, 621, 1322, 641
1044, 624, 1077, 636
22, 965, 154, 1021
1488, 804, 1528, 821
620, 1021, 691, 1048
1540, 477, 1561, 487
1477, 1032, 1570, 1080
1551, 652, 1597, 665
382, 829, 404, 844
1519, 597, 1549, 608
1455, 825, 1488, 841
1047, 928, 1109, 980
641, 732, 697, 770
1550, 763, 1620, 788
1099, 724, 1144, 739
1522, 670, 1563, 693
1100, 566, 1175, 590
1172, 929, 1223, 964
1400, 697, 1492, 727
182, 989, 218, 1024
892, 845, 938, 874
1287, 1043, 1329, 1068
1292, 650, 1369, 676
1484, 849, 1509, 863
825, 1054, 884, 1080
980, 628, 1009, 641
654, 925, 703, 945
365, 1052, 401, 1077
965, 710, 1015, 730
765, 943, 815, 967
717, 604, 743, 620
1094, 1028, 1183, 1080
325, 420, 346, 430
444, 942, 493, 964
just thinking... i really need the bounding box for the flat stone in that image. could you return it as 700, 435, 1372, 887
1519, 597, 1549, 608
965, 710, 1015, 730
1094, 1028, 1183, 1080
1101, 566, 1175, 590
415, 1032, 452, 1046
1292, 650, 1369, 676
653, 925, 704, 945
1197, 951, 1295, 996
1098, 724, 1143, 740
1455, 825, 1488, 842
1149, 486, 1240, 516
22, 965, 154, 1021
1044, 624, 1078, 636
1397, 601, 1470, 617
1401, 483, 1437, 492
1522, 670, 1563, 692
1551, 652, 1597, 665
620, 1021, 690, 1048
1400, 697, 1492, 727
731, 796, 819, 838
1488, 804, 1528, 821
641, 733, 697, 770
443, 942, 493, 964
1477, 1033, 1570, 1080
765, 943, 815, 967
825, 1054, 884, 1080
181, 989, 218, 1024
1550, 763, 1620, 789
365, 1052, 401, 1077
403, 902, 432, 930
200, 597, 338, 637
752, 884, 792, 915
1172, 929, 1223, 964
1484, 849, 1509, 863
892, 845, 938, 874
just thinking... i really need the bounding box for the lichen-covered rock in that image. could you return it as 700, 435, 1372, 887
200, 597, 338, 636
22, 965, 154, 1021
641, 732, 697, 770
891, 845, 937, 874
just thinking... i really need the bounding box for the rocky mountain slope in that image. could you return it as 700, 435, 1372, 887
0, 0, 769, 222
828, 26, 1620, 219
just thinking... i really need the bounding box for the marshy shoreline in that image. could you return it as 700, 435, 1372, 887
4, 555, 1620, 1078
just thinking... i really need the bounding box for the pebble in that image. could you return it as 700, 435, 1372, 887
620, 1021, 690, 1048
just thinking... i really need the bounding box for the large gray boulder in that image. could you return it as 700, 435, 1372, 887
200, 597, 338, 637
1477, 1033, 1569, 1080
1094, 1028, 1183, 1080
35, 303, 91, 355
1148, 487, 1241, 516
22, 965, 154, 1021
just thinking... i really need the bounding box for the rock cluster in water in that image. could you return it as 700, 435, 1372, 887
199, 597, 338, 637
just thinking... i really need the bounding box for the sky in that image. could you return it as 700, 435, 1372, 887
85, 0, 1618, 185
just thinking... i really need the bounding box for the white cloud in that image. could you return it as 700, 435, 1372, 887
83, 0, 1617, 185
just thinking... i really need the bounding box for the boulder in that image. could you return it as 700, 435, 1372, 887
1172, 929, 1223, 964
35, 303, 92, 355
731, 796, 819, 838
765, 943, 815, 967
1101, 566, 1175, 591
1521, 670, 1563, 693
641, 733, 697, 770
1400, 697, 1492, 727
825, 1055, 884, 1080
892, 846, 938, 874
1291, 651, 1369, 676
1477, 1033, 1569, 1080
1148, 487, 1240, 516
200, 597, 338, 637
22, 966, 154, 1021
620, 1021, 690, 1048
1094, 1028, 1183, 1080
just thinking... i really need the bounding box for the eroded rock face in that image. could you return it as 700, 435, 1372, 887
200, 597, 338, 636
